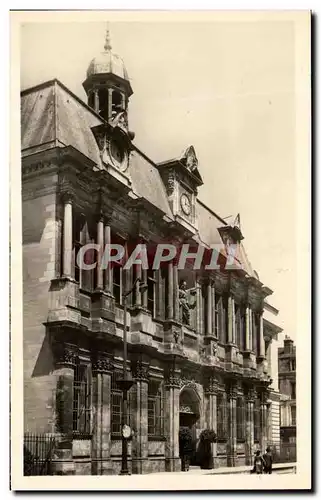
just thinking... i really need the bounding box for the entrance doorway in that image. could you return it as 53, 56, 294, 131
179, 387, 200, 466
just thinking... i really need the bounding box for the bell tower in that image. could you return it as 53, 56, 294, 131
82, 27, 133, 123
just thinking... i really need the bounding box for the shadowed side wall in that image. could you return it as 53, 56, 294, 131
23, 170, 60, 432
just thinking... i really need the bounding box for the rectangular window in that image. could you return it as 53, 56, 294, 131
291, 382, 296, 400
290, 359, 296, 371
148, 380, 164, 438
72, 215, 84, 284
113, 265, 122, 304
73, 361, 92, 435
217, 393, 227, 440
111, 370, 133, 437
291, 406, 296, 426
147, 269, 156, 317
235, 304, 241, 349
236, 397, 246, 441
252, 312, 258, 356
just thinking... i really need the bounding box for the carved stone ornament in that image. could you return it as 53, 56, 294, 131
165, 367, 181, 388
183, 146, 198, 172
179, 376, 199, 392
54, 343, 77, 367
92, 356, 113, 374
245, 388, 257, 403
211, 341, 218, 357
204, 375, 219, 395
166, 170, 175, 195
132, 360, 149, 381
110, 110, 129, 132
226, 384, 238, 400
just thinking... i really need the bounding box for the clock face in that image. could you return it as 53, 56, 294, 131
109, 139, 128, 171
180, 193, 192, 216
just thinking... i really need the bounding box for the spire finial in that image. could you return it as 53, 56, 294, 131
104, 22, 112, 51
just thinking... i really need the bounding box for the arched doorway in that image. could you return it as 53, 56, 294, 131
179, 387, 200, 465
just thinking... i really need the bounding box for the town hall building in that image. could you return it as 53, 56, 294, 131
22, 30, 282, 475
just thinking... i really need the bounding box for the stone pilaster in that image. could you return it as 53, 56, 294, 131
196, 276, 202, 335
108, 88, 113, 120
52, 342, 76, 475
164, 363, 181, 472
204, 374, 219, 468
91, 355, 113, 475
226, 383, 237, 467
260, 390, 268, 453
245, 388, 255, 465
131, 359, 149, 474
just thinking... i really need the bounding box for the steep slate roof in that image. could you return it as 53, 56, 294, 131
20, 79, 256, 278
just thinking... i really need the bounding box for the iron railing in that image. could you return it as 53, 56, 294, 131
24, 433, 57, 476
267, 441, 297, 464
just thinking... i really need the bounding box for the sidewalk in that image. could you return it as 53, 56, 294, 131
147, 463, 296, 476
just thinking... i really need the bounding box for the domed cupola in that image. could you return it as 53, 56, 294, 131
83, 27, 133, 123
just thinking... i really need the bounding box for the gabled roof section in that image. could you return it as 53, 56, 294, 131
157, 145, 203, 187
21, 79, 104, 166
129, 149, 174, 220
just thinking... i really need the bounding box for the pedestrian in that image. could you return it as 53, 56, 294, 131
250, 450, 265, 474
263, 446, 273, 474
179, 427, 193, 472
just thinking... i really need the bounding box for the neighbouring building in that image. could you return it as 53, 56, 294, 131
278, 336, 297, 451
22, 30, 283, 475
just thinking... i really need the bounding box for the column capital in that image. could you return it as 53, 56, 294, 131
60, 185, 75, 204
53, 342, 77, 368
131, 359, 149, 382
92, 354, 113, 374
245, 387, 257, 403
226, 383, 238, 400
204, 374, 219, 395
164, 363, 181, 388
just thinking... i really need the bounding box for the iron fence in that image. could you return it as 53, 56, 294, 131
267, 441, 296, 464
24, 433, 57, 476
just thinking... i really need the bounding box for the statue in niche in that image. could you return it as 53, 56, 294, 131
179, 280, 197, 325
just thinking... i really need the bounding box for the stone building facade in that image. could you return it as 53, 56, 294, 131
278, 336, 296, 446
22, 32, 282, 475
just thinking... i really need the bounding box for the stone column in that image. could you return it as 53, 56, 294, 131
206, 281, 212, 335
245, 305, 250, 351
258, 312, 265, 358
164, 364, 180, 472
227, 384, 237, 467
205, 375, 218, 468
245, 388, 255, 465
167, 262, 174, 320
196, 277, 202, 334
227, 296, 234, 344
108, 88, 113, 120
173, 260, 180, 322
96, 215, 104, 290
62, 194, 73, 278
91, 355, 113, 475
104, 222, 112, 294
211, 283, 216, 337
248, 307, 253, 352
260, 391, 268, 453
131, 359, 149, 475
52, 343, 76, 475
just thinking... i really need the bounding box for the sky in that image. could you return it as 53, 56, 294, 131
20, 15, 299, 342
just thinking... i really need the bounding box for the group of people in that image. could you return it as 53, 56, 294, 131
251, 447, 273, 474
